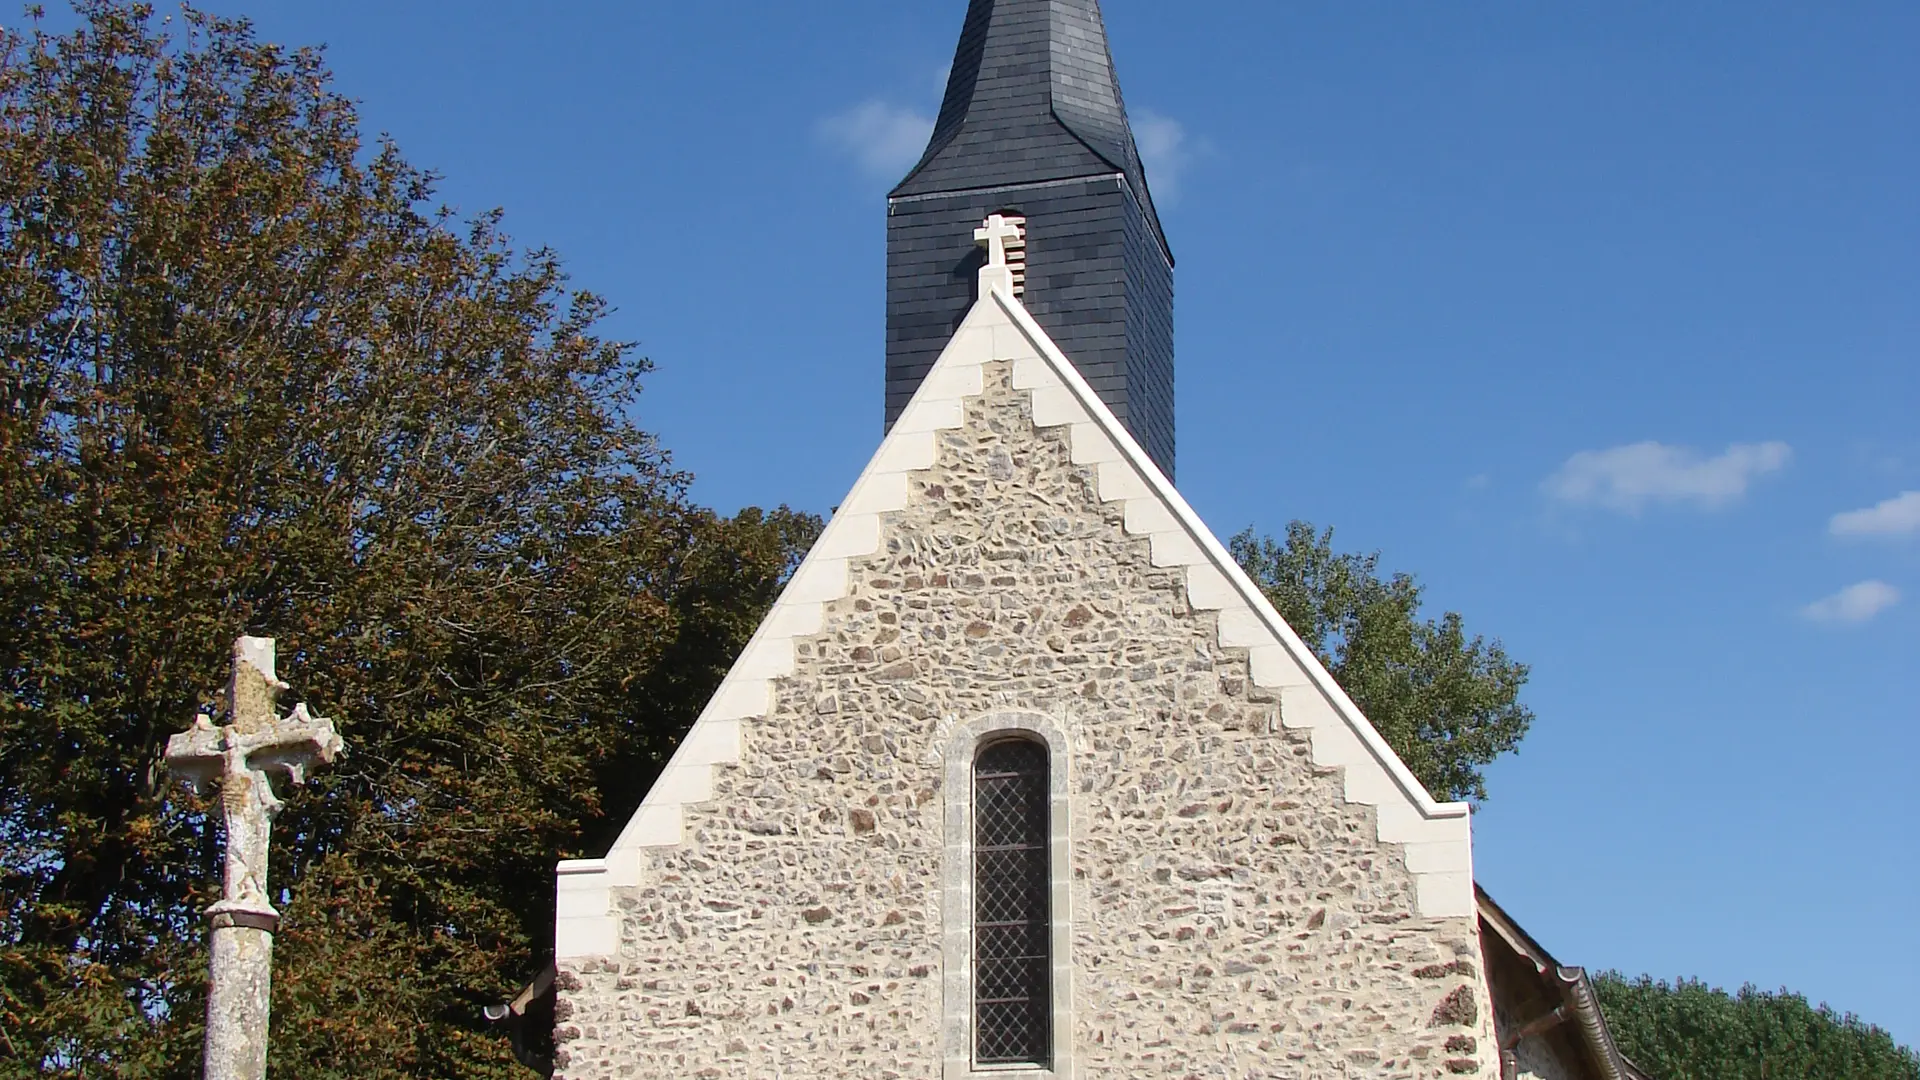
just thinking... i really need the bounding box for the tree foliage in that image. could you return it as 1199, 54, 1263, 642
0, 4, 816, 1075
1596, 974, 1920, 1080
1230, 521, 1533, 803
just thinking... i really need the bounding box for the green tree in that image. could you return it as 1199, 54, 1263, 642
1230, 522, 1533, 803
1595, 974, 1920, 1080
0, 4, 817, 1076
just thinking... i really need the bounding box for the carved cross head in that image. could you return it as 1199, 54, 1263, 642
975, 213, 1026, 270
166, 637, 343, 814
974, 213, 1028, 298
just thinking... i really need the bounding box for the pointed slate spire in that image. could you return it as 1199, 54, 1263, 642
894, 0, 1168, 257
886, 0, 1178, 477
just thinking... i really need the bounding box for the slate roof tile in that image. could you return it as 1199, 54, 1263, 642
892, 0, 1170, 263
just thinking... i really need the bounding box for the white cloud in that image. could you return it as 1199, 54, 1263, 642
1800, 580, 1901, 626
1542, 440, 1792, 513
1133, 109, 1196, 203
817, 101, 934, 179
1830, 491, 1920, 538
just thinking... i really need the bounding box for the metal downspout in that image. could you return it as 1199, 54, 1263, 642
1500, 1004, 1568, 1080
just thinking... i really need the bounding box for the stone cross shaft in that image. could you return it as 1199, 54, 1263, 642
166, 637, 342, 1080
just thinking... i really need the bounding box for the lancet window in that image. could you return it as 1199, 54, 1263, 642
972, 738, 1052, 1067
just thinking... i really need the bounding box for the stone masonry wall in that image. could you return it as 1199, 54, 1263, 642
556, 362, 1495, 1079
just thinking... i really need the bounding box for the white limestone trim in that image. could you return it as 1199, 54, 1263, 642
555, 284, 1477, 962
554, 303, 1006, 962
987, 288, 1477, 919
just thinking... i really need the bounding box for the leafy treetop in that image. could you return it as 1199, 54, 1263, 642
1231, 522, 1534, 804
1595, 973, 1920, 1080
0, 3, 815, 1075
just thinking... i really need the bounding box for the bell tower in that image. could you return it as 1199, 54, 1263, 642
886, 0, 1176, 477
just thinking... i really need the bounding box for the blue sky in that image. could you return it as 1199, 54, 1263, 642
88, 0, 1918, 1043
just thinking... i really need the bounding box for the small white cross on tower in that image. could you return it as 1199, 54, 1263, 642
975, 213, 1027, 298
167, 637, 343, 1080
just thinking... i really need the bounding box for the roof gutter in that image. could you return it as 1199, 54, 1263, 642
1496, 968, 1628, 1080
1553, 966, 1630, 1080
485, 961, 557, 1075
1478, 887, 1645, 1080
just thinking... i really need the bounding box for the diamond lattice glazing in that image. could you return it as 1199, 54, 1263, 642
973, 739, 1050, 1067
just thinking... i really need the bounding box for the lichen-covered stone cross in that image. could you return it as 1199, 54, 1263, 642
166, 637, 342, 1080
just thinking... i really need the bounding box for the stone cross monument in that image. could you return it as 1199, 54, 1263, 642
166, 637, 343, 1080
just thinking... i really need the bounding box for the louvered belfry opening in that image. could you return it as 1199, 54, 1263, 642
973, 738, 1052, 1067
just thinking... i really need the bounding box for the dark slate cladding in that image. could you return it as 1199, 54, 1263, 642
886, 176, 1174, 476
886, 0, 1176, 477
1120, 189, 1174, 472
895, 0, 1167, 259
1044, 1, 1165, 257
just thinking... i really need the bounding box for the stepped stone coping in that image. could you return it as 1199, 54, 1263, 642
555, 286, 1474, 962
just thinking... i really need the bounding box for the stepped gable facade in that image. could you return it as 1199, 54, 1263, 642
553, 274, 1492, 1079
546, 4, 1656, 1078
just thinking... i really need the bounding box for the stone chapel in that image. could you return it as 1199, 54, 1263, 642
546, 3, 1655, 1078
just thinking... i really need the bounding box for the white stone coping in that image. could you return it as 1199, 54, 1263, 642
987, 290, 1475, 916
555, 284, 1475, 962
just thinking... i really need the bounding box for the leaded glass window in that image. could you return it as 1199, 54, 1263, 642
973, 738, 1051, 1067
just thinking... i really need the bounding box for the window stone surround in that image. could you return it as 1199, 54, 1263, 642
942, 712, 1075, 1080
